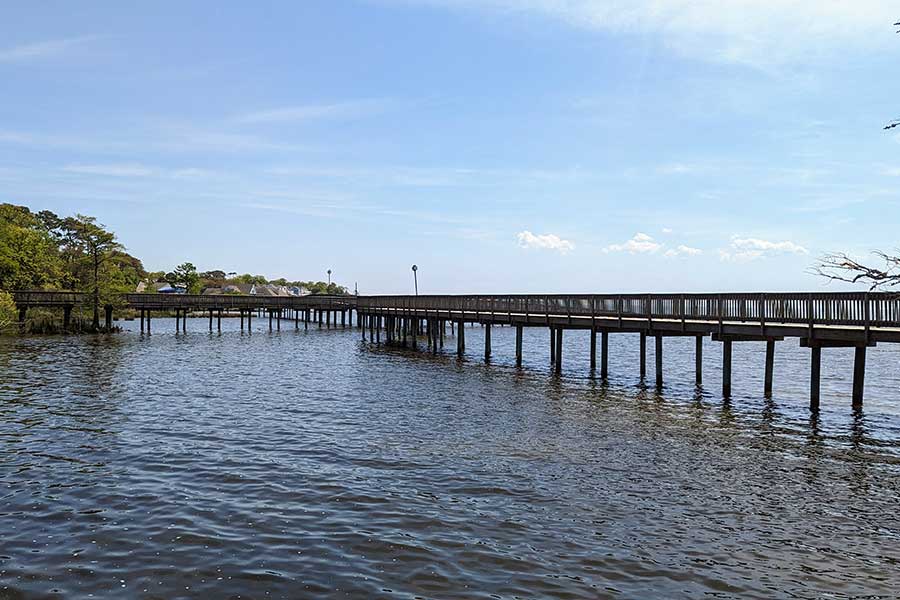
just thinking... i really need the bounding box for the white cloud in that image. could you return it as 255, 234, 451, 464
517, 230, 575, 254
0, 36, 98, 63
661, 227, 674, 234
62, 163, 218, 179
664, 244, 703, 258
236, 99, 392, 124
603, 232, 661, 254
406, 1, 897, 68
719, 236, 809, 261
657, 163, 698, 175
63, 163, 155, 177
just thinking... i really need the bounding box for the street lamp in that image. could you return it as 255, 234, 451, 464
327, 269, 332, 286
411, 264, 418, 295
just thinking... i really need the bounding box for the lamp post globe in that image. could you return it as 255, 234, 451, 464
411, 265, 418, 296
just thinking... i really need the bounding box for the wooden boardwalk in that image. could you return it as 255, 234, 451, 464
13, 290, 900, 409
354, 293, 900, 410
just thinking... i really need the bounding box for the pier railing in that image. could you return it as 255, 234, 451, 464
14, 291, 900, 329
124, 293, 356, 310
12, 291, 85, 307
355, 292, 900, 329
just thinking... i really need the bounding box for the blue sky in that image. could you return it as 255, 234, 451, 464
2, 1, 899, 293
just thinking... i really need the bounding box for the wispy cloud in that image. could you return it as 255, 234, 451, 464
719, 236, 809, 261
0, 125, 306, 154
0, 35, 98, 63
603, 232, 661, 254
517, 230, 575, 254
63, 163, 155, 177
657, 163, 702, 175
264, 164, 588, 188
664, 244, 702, 258
406, 1, 897, 68
236, 99, 394, 124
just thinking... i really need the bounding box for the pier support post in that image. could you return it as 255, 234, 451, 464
240, 310, 244, 331
601, 331, 609, 380
175, 309, 180, 333
516, 325, 523, 367
17, 306, 27, 332
139, 308, 143, 334
63, 305, 72, 332
554, 328, 563, 373
247, 310, 251, 331
590, 329, 597, 371
457, 320, 465, 356
764, 339, 775, 397
639, 332, 647, 379
217, 310, 222, 333
852, 346, 866, 409
550, 328, 556, 364
722, 339, 732, 398
655, 334, 663, 388
209, 309, 213, 332
268, 310, 273, 331
484, 324, 492, 362
342, 310, 346, 327
146, 311, 151, 334
695, 335, 703, 385
105, 305, 113, 331
810, 346, 821, 410
431, 319, 437, 354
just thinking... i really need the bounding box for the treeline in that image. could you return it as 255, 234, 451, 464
0, 203, 350, 332
0, 203, 145, 329
141, 265, 349, 296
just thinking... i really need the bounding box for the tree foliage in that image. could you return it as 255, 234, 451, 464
0, 204, 146, 330
0, 289, 17, 332
166, 262, 201, 294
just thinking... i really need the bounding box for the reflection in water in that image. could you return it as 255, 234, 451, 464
1, 320, 900, 598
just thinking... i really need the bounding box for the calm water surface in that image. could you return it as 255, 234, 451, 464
2, 318, 900, 599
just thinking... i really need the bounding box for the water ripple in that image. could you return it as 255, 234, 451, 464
1, 321, 900, 598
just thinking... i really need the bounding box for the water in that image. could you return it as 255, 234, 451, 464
2, 318, 900, 599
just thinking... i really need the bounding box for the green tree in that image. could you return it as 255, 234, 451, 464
0, 289, 16, 332
169, 262, 201, 294
0, 204, 64, 290
65, 215, 123, 328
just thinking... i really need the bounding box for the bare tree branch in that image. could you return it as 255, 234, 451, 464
813, 251, 900, 290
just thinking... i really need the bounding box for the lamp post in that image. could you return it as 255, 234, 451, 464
411, 264, 418, 295
327, 269, 332, 286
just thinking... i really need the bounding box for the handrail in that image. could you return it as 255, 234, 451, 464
354, 292, 900, 329
13, 290, 900, 329
12, 291, 85, 306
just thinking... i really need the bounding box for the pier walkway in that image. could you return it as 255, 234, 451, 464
13, 290, 900, 409
355, 292, 900, 409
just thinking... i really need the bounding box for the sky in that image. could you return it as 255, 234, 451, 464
1, 1, 899, 294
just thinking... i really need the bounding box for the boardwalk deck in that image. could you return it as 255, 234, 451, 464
12, 290, 900, 409
355, 292, 900, 409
